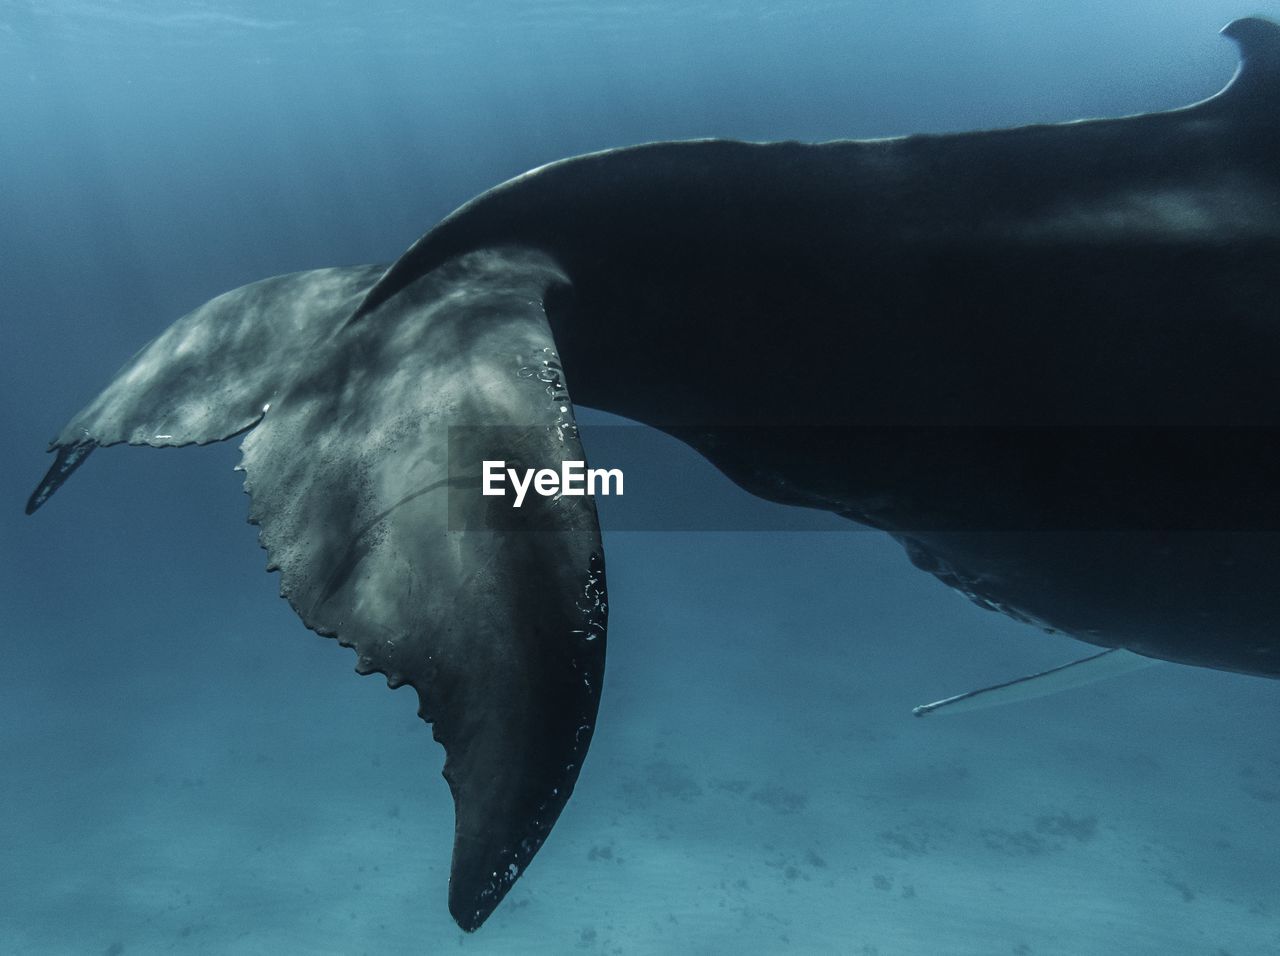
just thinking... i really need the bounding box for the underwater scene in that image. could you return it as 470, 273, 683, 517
3, 2, 1280, 953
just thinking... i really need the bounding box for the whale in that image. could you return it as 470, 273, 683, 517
26, 16, 1280, 932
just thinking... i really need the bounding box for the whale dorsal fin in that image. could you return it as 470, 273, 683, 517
1213, 16, 1280, 114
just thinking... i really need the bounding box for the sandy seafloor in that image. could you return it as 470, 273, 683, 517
4, 444, 1280, 955
3, 2, 1280, 954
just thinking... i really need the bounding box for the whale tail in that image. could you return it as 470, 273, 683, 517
27, 249, 607, 932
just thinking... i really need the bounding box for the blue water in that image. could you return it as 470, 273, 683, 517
3, 2, 1280, 953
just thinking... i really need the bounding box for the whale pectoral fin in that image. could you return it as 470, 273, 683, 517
28, 249, 606, 932
912, 648, 1158, 717
25, 265, 386, 514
